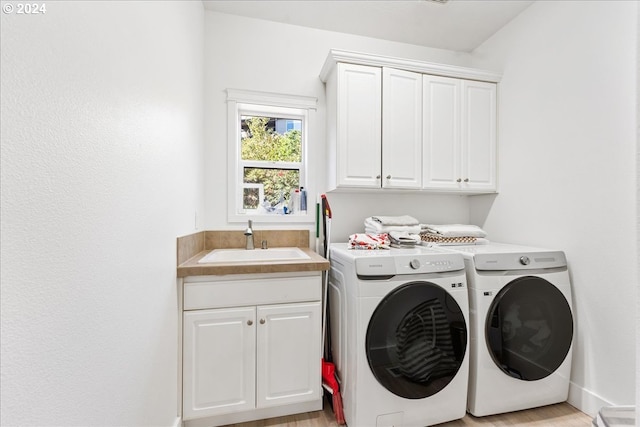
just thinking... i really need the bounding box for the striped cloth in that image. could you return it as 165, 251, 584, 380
421, 224, 487, 238
420, 233, 477, 244
395, 298, 458, 383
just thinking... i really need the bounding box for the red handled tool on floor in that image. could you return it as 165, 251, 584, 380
322, 358, 345, 425
319, 195, 345, 425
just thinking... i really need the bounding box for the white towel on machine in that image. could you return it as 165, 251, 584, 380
389, 231, 422, 244
388, 231, 422, 248
371, 215, 419, 226
365, 217, 421, 234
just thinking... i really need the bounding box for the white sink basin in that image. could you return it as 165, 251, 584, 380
198, 247, 310, 264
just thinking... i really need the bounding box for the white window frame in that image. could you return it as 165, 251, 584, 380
227, 89, 317, 224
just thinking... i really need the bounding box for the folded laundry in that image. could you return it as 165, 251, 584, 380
348, 233, 390, 250
420, 233, 490, 246
421, 224, 487, 238
365, 217, 421, 234
389, 231, 422, 243
371, 215, 419, 226
364, 226, 420, 234
389, 231, 422, 249
366, 225, 422, 234
420, 233, 477, 245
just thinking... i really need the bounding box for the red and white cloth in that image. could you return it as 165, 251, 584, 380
348, 233, 390, 250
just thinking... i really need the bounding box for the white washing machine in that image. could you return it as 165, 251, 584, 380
328, 244, 469, 427
439, 243, 574, 417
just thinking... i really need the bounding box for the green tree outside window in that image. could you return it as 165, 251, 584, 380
241, 116, 302, 208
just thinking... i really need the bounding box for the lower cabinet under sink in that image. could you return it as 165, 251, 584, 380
180, 271, 323, 426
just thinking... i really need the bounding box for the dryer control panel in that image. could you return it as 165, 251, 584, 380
474, 251, 567, 271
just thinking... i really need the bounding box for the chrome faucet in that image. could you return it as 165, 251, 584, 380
244, 220, 254, 250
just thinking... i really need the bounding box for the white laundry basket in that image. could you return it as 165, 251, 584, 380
592, 406, 635, 427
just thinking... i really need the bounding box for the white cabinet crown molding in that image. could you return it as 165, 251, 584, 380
319, 49, 502, 83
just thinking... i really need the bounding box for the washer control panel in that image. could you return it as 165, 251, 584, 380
354, 252, 465, 276
397, 255, 465, 274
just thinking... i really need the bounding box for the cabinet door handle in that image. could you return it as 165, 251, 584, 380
386, 175, 391, 179
247, 320, 253, 326
259, 318, 266, 325
464, 178, 469, 182
376, 175, 381, 179
456, 178, 462, 183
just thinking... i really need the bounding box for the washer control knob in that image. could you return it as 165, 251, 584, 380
519, 256, 530, 265
409, 259, 421, 270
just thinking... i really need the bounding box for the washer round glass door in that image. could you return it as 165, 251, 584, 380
486, 276, 573, 381
365, 281, 467, 399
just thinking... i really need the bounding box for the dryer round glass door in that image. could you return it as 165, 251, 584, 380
365, 281, 467, 399
485, 276, 573, 381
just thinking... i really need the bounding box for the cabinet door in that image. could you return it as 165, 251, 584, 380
336, 63, 382, 188
183, 307, 256, 420
256, 302, 321, 408
461, 80, 497, 191
422, 75, 461, 190
382, 67, 423, 189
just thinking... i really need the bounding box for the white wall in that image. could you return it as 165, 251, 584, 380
204, 12, 474, 241
637, 1, 640, 414
0, 2, 204, 425
470, 1, 638, 415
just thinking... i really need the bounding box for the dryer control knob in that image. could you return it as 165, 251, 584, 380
520, 256, 530, 265
409, 259, 421, 270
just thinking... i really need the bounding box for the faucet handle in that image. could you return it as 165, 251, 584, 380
261, 240, 268, 250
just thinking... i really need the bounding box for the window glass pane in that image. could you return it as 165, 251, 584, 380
241, 116, 302, 162
243, 187, 261, 210
244, 167, 300, 207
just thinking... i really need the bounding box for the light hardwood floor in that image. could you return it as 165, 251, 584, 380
225, 401, 593, 427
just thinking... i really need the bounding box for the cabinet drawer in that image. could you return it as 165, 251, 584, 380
184, 274, 322, 310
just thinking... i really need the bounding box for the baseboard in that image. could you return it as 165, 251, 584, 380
568, 381, 613, 418
184, 399, 322, 427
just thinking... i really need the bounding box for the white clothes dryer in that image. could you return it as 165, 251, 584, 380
328, 244, 469, 427
440, 243, 574, 417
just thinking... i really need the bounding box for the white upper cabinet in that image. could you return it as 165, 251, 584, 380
461, 80, 497, 192
382, 67, 423, 189
422, 75, 461, 191
327, 62, 382, 189
422, 76, 497, 192
321, 49, 500, 194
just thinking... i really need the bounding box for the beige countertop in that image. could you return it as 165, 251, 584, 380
177, 247, 329, 277
176, 230, 329, 277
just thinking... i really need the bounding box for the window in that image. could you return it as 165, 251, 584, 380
227, 89, 317, 223
240, 114, 302, 211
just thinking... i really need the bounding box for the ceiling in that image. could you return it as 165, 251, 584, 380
202, 0, 535, 52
